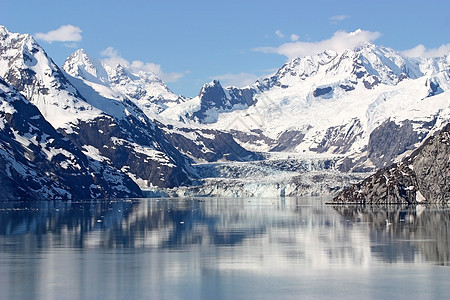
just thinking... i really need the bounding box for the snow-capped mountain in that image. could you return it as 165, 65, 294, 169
0, 77, 141, 200
0, 27, 100, 129
178, 42, 450, 173
155, 79, 257, 125
255, 43, 439, 90
0, 25, 195, 189
63, 49, 184, 116
154, 42, 449, 197
180, 80, 256, 124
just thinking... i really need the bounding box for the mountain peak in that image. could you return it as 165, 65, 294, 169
198, 80, 223, 97
0, 27, 102, 129
72, 48, 89, 57
66, 48, 94, 66
108, 63, 140, 83
62, 49, 183, 117
0, 25, 11, 37
64, 48, 110, 84
0, 25, 36, 48
207, 79, 222, 88
254, 42, 450, 92
355, 41, 376, 50
349, 28, 363, 36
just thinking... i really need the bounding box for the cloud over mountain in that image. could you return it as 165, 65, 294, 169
35, 25, 82, 43
254, 29, 381, 60
402, 43, 450, 58
101, 46, 184, 82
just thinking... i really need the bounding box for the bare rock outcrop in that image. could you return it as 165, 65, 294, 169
330, 123, 450, 204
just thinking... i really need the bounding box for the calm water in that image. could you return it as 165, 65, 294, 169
0, 197, 449, 299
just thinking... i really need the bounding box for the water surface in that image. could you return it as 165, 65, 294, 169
0, 197, 448, 299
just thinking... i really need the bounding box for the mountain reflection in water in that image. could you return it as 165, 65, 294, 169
0, 198, 449, 299
0, 198, 448, 265
333, 204, 450, 266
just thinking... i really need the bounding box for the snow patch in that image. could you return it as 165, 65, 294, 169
416, 190, 426, 203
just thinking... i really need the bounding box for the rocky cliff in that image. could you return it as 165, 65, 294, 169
330, 123, 450, 204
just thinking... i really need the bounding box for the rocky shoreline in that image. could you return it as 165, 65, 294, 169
328, 123, 450, 205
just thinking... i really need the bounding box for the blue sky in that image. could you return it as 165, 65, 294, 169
1, 0, 449, 96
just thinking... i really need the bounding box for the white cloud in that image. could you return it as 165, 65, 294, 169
35, 25, 82, 43
212, 72, 260, 88
290, 34, 299, 42
275, 30, 284, 38
101, 47, 184, 82
330, 15, 350, 23
101, 47, 130, 66
401, 43, 450, 58
254, 29, 382, 60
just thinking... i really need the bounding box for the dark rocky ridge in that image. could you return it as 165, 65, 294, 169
367, 119, 434, 169
330, 123, 450, 204
160, 123, 262, 163
270, 130, 306, 152
310, 118, 363, 155
63, 115, 195, 188
191, 80, 256, 123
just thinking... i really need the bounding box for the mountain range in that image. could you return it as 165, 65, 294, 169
0, 25, 448, 201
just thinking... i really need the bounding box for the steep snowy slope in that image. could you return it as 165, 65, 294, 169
0, 77, 142, 199
0, 26, 194, 189
0, 27, 101, 129
63, 49, 184, 116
